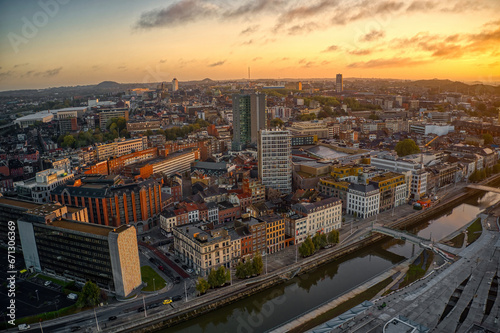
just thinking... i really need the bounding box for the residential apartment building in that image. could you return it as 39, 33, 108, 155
18, 205, 141, 297
108, 147, 158, 174
126, 120, 161, 134
346, 184, 380, 219
293, 197, 342, 240
369, 172, 407, 211
173, 223, 232, 277
232, 91, 266, 150
98, 108, 129, 130
242, 177, 265, 203
124, 148, 199, 179
15, 169, 74, 203
96, 137, 148, 161
285, 213, 308, 244
236, 216, 267, 257
260, 214, 285, 254
258, 129, 292, 194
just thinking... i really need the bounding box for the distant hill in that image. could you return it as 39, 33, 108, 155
95, 81, 121, 89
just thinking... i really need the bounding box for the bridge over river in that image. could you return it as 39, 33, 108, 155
467, 184, 500, 194
372, 225, 461, 258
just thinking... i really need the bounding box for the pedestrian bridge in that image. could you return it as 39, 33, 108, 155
372, 226, 431, 245
372, 225, 459, 259
467, 184, 500, 194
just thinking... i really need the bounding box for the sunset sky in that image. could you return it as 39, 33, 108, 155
1, 0, 500, 91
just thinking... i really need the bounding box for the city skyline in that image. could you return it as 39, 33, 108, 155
1, 0, 500, 91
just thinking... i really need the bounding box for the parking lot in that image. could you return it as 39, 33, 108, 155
0, 249, 76, 320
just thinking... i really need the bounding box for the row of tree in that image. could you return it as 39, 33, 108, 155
195, 266, 230, 295
299, 230, 339, 258
235, 254, 263, 279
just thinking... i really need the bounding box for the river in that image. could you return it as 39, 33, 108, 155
163, 190, 500, 333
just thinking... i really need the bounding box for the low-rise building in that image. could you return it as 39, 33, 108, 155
15, 169, 74, 203
173, 223, 232, 276
346, 183, 380, 219
293, 197, 342, 238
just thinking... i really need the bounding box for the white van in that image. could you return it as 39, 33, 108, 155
18, 324, 30, 331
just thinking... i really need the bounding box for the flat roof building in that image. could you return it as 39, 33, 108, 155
18, 207, 141, 297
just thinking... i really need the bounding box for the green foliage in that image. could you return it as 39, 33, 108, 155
395, 139, 420, 157
252, 253, 263, 275
317, 110, 330, 119
312, 233, 327, 249
299, 236, 316, 257
368, 113, 380, 120
235, 254, 264, 279
76, 281, 101, 309
493, 163, 500, 174
62, 135, 76, 148
164, 118, 209, 140
483, 133, 493, 145
343, 97, 381, 111
327, 229, 339, 244
469, 169, 488, 182
195, 277, 210, 295
297, 113, 317, 121
208, 266, 229, 288
270, 118, 284, 128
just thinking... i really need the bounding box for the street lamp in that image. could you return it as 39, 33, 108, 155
35, 290, 39, 302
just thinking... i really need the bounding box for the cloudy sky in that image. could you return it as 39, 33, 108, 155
0, 0, 499, 91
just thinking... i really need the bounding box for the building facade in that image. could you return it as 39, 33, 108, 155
232, 92, 266, 150
18, 207, 141, 297
258, 129, 292, 194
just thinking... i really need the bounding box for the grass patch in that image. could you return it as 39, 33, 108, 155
466, 218, 482, 245
35, 274, 69, 287
141, 266, 166, 292
289, 277, 393, 333
392, 250, 434, 291
13, 304, 82, 326
446, 233, 465, 248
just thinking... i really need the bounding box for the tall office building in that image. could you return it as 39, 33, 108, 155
172, 78, 179, 92
232, 91, 266, 150
258, 129, 292, 194
336, 74, 343, 93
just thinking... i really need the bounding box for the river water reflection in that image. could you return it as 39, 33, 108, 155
164, 190, 500, 333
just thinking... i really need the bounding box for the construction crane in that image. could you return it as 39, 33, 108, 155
420, 135, 440, 165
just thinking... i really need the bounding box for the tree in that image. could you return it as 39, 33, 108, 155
368, 113, 379, 120
62, 135, 76, 148
215, 266, 229, 287
236, 261, 251, 279
299, 236, 315, 257
395, 139, 420, 157
483, 133, 493, 145
195, 277, 210, 295
270, 118, 284, 128
207, 269, 218, 288
312, 233, 327, 249
327, 229, 339, 244
252, 253, 263, 275
76, 281, 100, 308
317, 110, 329, 119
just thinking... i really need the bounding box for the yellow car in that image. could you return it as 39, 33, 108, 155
163, 299, 172, 305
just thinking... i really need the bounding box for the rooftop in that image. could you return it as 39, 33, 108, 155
48, 219, 116, 237
0, 197, 40, 210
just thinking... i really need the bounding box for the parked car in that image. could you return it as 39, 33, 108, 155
182, 265, 188, 270
174, 259, 180, 263
70, 327, 81, 332
44, 280, 51, 287
137, 307, 145, 312
186, 268, 193, 274
108, 316, 117, 321
163, 299, 172, 305
18, 324, 30, 331
174, 277, 181, 284
67, 293, 78, 300
172, 295, 182, 302
158, 265, 165, 271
